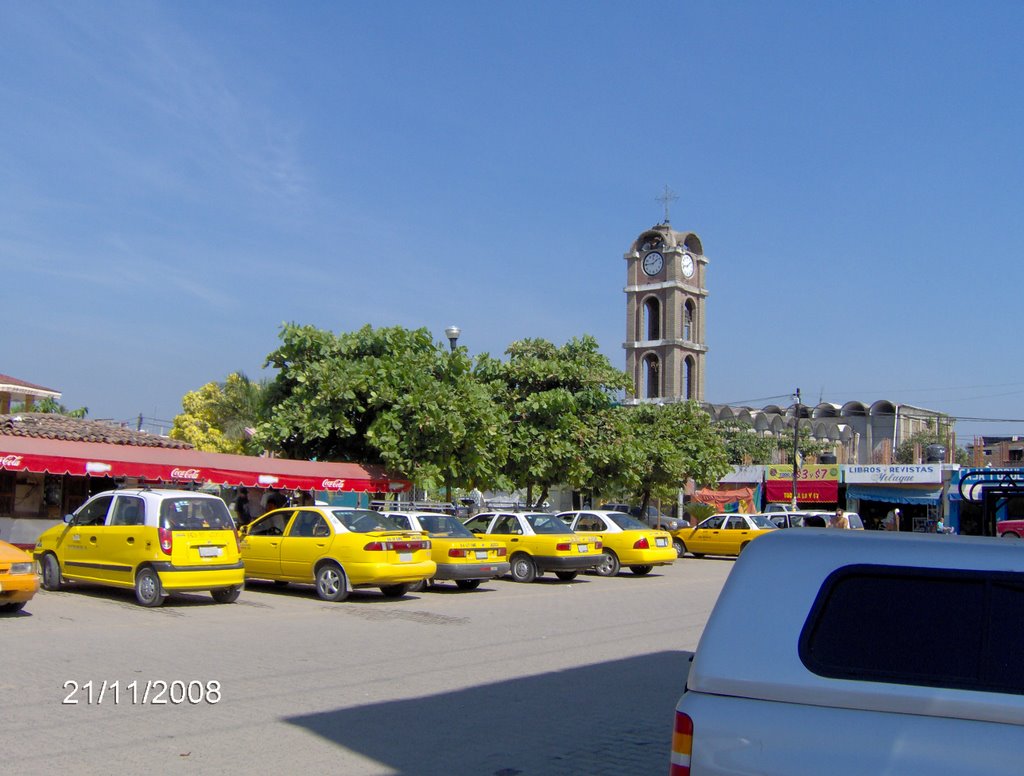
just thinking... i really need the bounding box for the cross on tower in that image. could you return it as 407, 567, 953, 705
656, 185, 679, 224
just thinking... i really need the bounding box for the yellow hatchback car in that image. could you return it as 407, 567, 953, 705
383, 511, 510, 590
672, 512, 777, 558
0, 539, 39, 614
35, 489, 245, 607
463, 511, 603, 582
558, 510, 676, 576
239, 507, 436, 601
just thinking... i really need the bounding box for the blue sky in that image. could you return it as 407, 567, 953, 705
3, 1, 1023, 444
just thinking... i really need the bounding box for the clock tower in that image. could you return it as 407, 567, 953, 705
624, 222, 708, 402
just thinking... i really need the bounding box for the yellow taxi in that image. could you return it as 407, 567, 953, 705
463, 511, 603, 582
383, 511, 510, 590
672, 512, 777, 558
239, 507, 436, 601
557, 510, 676, 576
0, 539, 39, 614
35, 489, 245, 607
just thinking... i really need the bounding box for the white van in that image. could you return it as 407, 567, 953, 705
670, 529, 1024, 775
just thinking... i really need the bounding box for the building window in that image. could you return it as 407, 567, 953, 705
643, 298, 661, 340
683, 300, 695, 341
643, 354, 660, 399
684, 356, 695, 400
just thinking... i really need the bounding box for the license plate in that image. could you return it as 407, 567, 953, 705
199, 546, 221, 558
399, 552, 412, 562
577, 544, 588, 553
475, 550, 489, 560
656, 538, 668, 547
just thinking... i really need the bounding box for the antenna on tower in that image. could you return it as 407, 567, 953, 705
655, 185, 678, 225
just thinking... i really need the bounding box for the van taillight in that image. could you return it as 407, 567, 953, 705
669, 711, 693, 775
158, 527, 173, 555
634, 536, 651, 549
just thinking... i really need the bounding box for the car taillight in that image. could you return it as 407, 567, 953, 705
556, 542, 571, 551
496, 547, 507, 557
633, 536, 650, 550
670, 711, 693, 775
364, 540, 431, 551
448, 548, 467, 558
595, 540, 602, 550
158, 527, 173, 555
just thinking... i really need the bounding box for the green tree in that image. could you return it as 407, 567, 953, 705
894, 425, 961, 464
170, 372, 269, 454
623, 401, 732, 516
715, 420, 777, 465
31, 397, 88, 418
256, 324, 507, 496
478, 335, 630, 509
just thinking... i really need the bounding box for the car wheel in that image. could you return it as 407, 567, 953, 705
1001, 532, 1020, 539
134, 567, 167, 607
455, 579, 481, 590
380, 583, 410, 598
0, 601, 26, 614
630, 565, 654, 575
594, 550, 620, 577
555, 571, 578, 581
315, 562, 350, 602
510, 553, 537, 583
211, 585, 241, 604
672, 539, 686, 559
41, 553, 63, 591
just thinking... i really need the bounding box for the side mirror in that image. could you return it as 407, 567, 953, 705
63, 513, 75, 524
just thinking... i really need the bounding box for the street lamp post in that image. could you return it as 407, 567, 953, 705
445, 325, 461, 353
791, 388, 801, 511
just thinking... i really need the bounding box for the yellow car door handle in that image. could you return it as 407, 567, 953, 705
511, 538, 519, 542
316, 543, 326, 548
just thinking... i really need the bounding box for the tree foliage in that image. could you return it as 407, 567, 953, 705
170, 372, 268, 454
477, 336, 630, 508
621, 401, 731, 514
715, 420, 778, 465
256, 324, 507, 494
31, 397, 88, 418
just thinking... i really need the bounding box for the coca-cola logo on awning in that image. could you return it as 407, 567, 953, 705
321, 478, 346, 490
171, 468, 201, 480
1, 454, 23, 468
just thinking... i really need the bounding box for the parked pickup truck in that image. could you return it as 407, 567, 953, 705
670, 529, 1024, 775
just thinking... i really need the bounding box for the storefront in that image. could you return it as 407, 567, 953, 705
692, 465, 763, 513
843, 464, 943, 531
947, 468, 1024, 536
0, 431, 410, 547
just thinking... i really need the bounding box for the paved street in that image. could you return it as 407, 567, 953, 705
6, 558, 734, 775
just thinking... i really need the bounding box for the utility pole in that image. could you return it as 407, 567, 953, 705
791, 388, 801, 510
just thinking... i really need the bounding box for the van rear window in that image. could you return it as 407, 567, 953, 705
799, 564, 1024, 695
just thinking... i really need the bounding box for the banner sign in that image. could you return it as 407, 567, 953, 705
844, 464, 941, 484
765, 464, 839, 504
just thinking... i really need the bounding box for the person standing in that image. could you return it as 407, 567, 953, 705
829, 508, 850, 529
234, 487, 253, 526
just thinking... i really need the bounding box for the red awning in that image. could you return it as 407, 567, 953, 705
0, 436, 410, 493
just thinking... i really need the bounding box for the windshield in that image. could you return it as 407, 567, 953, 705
417, 514, 476, 538
526, 514, 572, 534
748, 514, 777, 529
159, 497, 234, 531
608, 512, 648, 530
332, 509, 402, 533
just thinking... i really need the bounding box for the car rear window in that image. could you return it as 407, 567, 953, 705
159, 497, 234, 531
332, 509, 402, 533
799, 564, 1024, 695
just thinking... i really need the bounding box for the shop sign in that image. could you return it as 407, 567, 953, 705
720, 465, 763, 484
844, 464, 941, 484
766, 465, 839, 482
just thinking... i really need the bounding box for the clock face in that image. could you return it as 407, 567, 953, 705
642, 251, 664, 276
681, 253, 695, 278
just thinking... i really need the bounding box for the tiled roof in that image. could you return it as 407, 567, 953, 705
0, 373, 60, 396
0, 413, 192, 449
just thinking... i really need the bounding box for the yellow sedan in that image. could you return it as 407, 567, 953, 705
558, 510, 675, 576
0, 539, 39, 614
239, 507, 435, 601
672, 513, 777, 558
